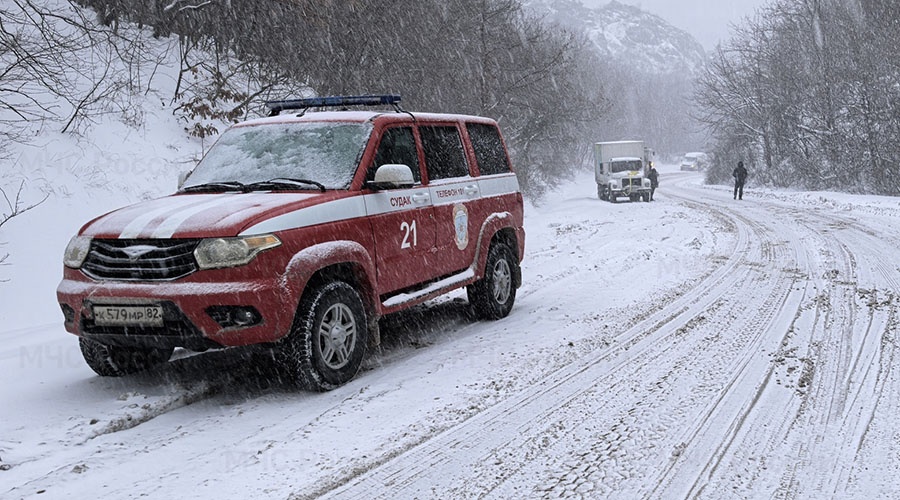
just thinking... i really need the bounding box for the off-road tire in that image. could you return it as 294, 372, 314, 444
277, 281, 368, 391
79, 337, 173, 376
468, 242, 518, 320
642, 193, 650, 202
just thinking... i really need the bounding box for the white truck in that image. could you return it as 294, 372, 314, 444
594, 140, 652, 203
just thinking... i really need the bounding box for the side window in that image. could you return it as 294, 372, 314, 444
420, 125, 469, 181
367, 127, 420, 184
466, 123, 511, 175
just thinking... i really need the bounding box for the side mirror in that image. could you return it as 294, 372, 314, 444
177, 170, 192, 189
369, 164, 415, 190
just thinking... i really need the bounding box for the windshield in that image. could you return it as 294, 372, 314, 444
183, 121, 372, 190
609, 159, 643, 173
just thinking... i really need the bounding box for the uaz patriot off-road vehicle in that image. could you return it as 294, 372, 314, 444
57, 95, 525, 390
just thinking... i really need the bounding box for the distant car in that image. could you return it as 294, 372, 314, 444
679, 159, 698, 171
57, 94, 525, 390
680, 152, 708, 172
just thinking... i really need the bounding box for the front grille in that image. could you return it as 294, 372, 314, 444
622, 178, 643, 187
82, 239, 200, 281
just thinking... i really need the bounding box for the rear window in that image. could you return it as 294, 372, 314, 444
466, 123, 511, 175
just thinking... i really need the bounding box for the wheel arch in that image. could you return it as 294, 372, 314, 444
472, 215, 522, 289
281, 241, 380, 323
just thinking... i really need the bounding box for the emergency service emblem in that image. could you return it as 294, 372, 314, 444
453, 203, 468, 250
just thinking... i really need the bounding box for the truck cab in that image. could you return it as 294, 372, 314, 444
594, 141, 651, 203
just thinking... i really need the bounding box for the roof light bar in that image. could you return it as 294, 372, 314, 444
265, 94, 402, 116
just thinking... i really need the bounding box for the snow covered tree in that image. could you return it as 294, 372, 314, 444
74, 0, 609, 198
696, 0, 900, 195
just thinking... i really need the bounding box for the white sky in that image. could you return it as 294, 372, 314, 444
583, 0, 771, 49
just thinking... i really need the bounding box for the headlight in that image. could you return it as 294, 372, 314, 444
63, 235, 92, 268
194, 234, 281, 270
610, 180, 620, 189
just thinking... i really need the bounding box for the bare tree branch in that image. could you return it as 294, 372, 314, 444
0, 181, 48, 229
0, 181, 48, 279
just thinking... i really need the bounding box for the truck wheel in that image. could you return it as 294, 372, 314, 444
642, 193, 650, 202
609, 194, 618, 203
278, 281, 368, 391
79, 337, 173, 376
597, 185, 605, 200
468, 242, 518, 320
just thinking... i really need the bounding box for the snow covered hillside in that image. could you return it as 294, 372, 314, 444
525, 0, 707, 74
3, 164, 900, 498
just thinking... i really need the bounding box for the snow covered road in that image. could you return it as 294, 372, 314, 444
323, 172, 900, 499
2, 167, 899, 499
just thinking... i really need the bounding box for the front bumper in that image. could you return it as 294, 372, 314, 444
611, 186, 650, 196
57, 272, 297, 349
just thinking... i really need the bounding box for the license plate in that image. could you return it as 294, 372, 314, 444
93, 305, 164, 327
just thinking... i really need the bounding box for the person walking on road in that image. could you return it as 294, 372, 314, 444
648, 161, 659, 201
733, 160, 748, 200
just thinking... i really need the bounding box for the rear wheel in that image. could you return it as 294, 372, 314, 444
277, 281, 368, 391
597, 185, 608, 201
79, 338, 173, 376
468, 242, 518, 320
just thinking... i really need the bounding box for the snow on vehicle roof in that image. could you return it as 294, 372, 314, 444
235, 110, 498, 128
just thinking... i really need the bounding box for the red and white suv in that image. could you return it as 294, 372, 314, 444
57, 95, 525, 390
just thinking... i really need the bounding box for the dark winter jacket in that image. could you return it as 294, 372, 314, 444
648, 167, 659, 188
733, 164, 748, 184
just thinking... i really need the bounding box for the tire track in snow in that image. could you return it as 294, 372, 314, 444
663, 205, 827, 499
765, 206, 900, 498
651, 177, 871, 499
528, 193, 810, 499
657, 179, 900, 498
312, 180, 806, 499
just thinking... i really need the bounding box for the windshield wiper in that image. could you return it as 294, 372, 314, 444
245, 178, 327, 192
182, 178, 327, 193
181, 181, 248, 193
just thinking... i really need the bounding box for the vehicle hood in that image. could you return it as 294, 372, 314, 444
80, 191, 365, 239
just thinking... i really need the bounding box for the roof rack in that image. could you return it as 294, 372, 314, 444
265, 94, 403, 116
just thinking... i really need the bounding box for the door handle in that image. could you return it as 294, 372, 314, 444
412, 192, 430, 204
464, 185, 479, 196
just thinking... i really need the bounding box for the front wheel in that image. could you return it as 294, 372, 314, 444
277, 281, 368, 391
79, 338, 173, 376
468, 242, 518, 320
